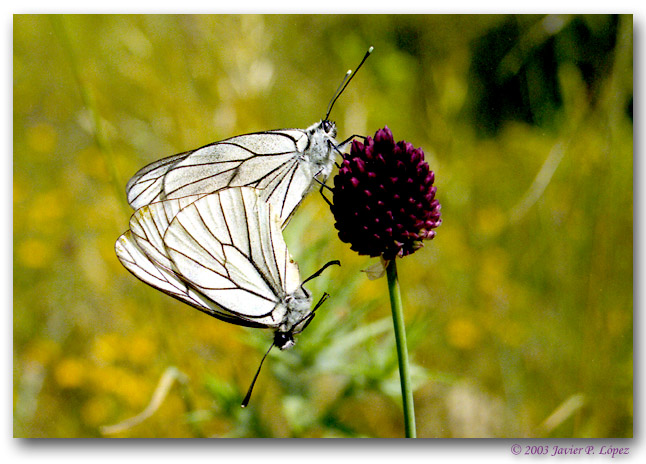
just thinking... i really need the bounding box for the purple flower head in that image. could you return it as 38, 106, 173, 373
331, 126, 441, 261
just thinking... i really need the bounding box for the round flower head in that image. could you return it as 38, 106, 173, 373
331, 126, 441, 261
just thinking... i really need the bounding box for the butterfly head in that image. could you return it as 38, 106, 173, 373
321, 119, 336, 138
273, 331, 295, 350
307, 119, 337, 141
304, 120, 338, 179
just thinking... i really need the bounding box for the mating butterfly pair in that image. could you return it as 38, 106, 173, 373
115, 48, 373, 405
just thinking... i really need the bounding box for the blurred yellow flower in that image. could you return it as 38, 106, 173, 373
55, 358, 86, 389
17, 238, 54, 269
26, 122, 57, 154
126, 336, 157, 365
92, 333, 122, 363
81, 396, 112, 427
23, 339, 61, 366
93, 333, 157, 366
446, 317, 481, 350
87, 365, 122, 392
88, 365, 149, 408
477, 248, 510, 299
28, 190, 66, 227
437, 223, 472, 269
114, 373, 149, 408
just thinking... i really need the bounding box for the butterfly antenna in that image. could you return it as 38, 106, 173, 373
301, 260, 340, 288
324, 46, 374, 121
241, 342, 274, 408
325, 69, 351, 120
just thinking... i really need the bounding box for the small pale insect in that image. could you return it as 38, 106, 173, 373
126, 47, 373, 228
115, 187, 339, 405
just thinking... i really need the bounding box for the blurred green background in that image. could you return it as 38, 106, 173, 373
13, 14, 632, 438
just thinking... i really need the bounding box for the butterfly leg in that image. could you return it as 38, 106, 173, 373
312, 292, 330, 312
301, 260, 340, 288
314, 177, 333, 207
298, 262, 338, 306
293, 292, 330, 334
295, 311, 317, 334
332, 134, 366, 167
329, 141, 345, 169
338, 133, 366, 149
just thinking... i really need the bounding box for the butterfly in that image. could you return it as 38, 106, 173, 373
125, 47, 373, 228
115, 187, 339, 405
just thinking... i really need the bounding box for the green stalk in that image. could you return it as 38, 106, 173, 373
386, 259, 416, 438
50, 16, 127, 214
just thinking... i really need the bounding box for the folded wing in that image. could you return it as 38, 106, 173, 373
115, 230, 265, 327
163, 188, 304, 327
126, 130, 314, 227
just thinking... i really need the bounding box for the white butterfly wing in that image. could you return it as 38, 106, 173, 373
163, 188, 304, 327
258, 158, 316, 228
126, 130, 318, 227
126, 150, 193, 210
128, 195, 203, 271
162, 131, 312, 223
115, 230, 265, 327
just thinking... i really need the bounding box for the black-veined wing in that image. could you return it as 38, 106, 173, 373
125, 150, 193, 211
163, 187, 309, 331
127, 194, 204, 272
126, 125, 337, 228
115, 230, 265, 327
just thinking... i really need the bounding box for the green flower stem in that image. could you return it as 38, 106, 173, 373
386, 259, 416, 438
